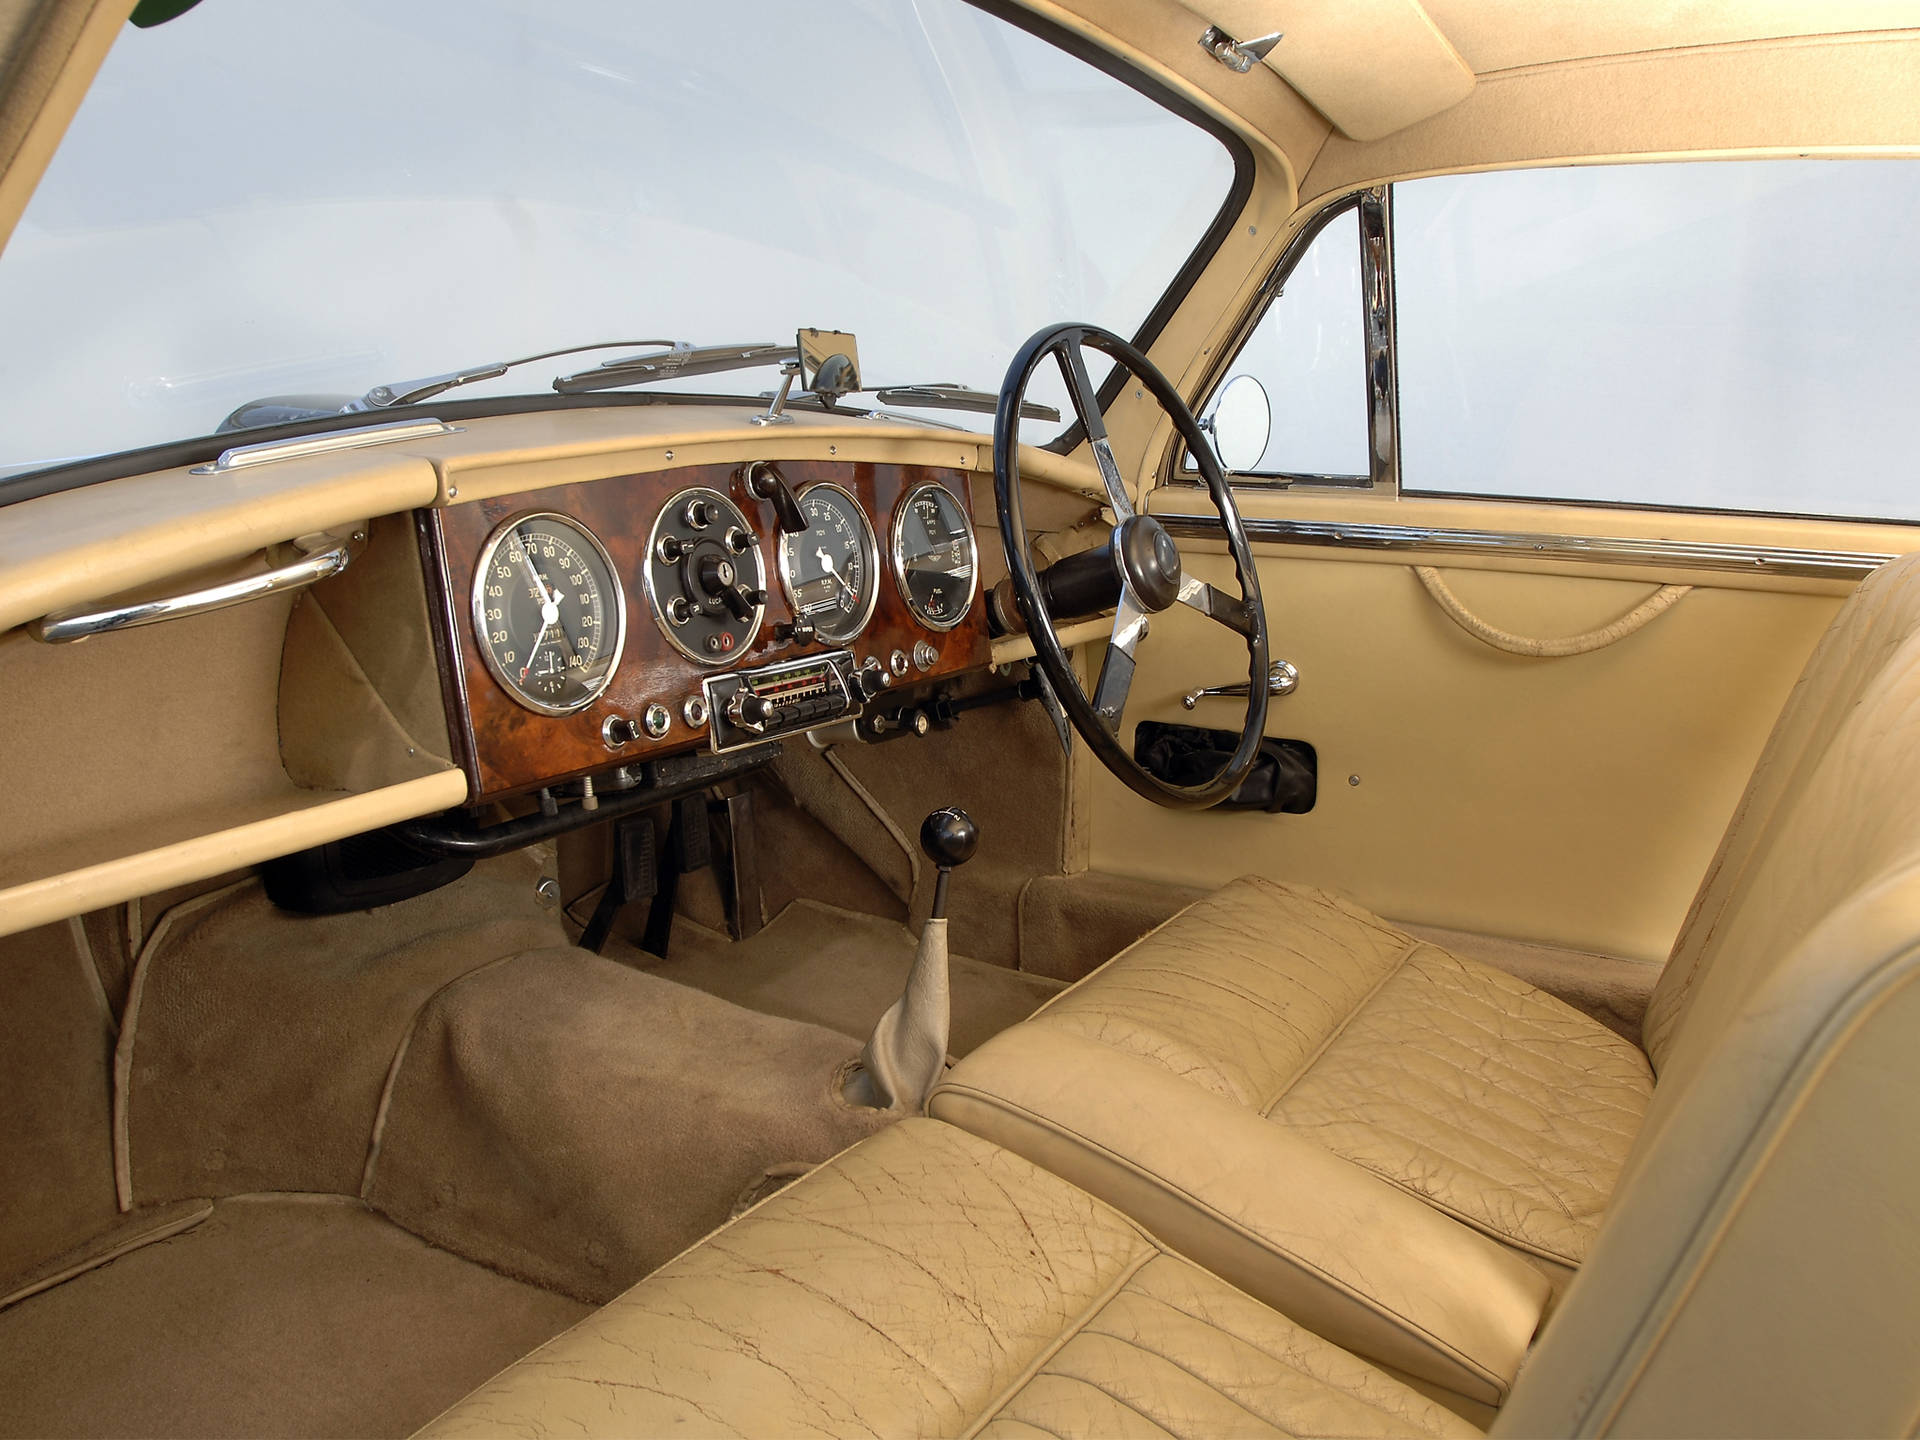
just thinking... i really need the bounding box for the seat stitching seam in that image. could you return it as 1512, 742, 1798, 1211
1261, 938, 1423, 1115
1074, 1325, 1338, 1431
1002, 1370, 1190, 1438
1268, 1115, 1588, 1262
1096, 1289, 1448, 1423
959, 1248, 1159, 1440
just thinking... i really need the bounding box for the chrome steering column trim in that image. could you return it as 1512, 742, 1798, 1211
1156, 513, 1896, 581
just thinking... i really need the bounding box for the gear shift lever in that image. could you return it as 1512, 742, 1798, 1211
844, 807, 977, 1111
921, 806, 978, 920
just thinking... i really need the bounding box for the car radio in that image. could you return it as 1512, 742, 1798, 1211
701, 649, 880, 752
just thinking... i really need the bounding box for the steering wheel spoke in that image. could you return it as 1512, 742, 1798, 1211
1176, 575, 1257, 638
1055, 339, 1135, 520
1091, 591, 1149, 733
994, 320, 1269, 809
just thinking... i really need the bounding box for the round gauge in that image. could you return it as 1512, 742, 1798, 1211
470, 512, 626, 716
891, 482, 978, 631
778, 483, 880, 644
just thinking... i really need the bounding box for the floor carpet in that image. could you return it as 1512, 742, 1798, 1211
644, 899, 1065, 1057
0, 1195, 589, 1439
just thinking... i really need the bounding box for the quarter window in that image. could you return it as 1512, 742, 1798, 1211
1191, 205, 1370, 482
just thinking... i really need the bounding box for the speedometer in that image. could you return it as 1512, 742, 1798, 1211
891, 483, 977, 630
471, 512, 625, 715
777, 483, 879, 644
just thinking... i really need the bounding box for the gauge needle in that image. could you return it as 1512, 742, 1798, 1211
816, 547, 859, 602
513, 534, 578, 679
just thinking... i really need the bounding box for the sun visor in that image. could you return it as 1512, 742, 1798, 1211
0, 0, 130, 257
1200, 0, 1474, 142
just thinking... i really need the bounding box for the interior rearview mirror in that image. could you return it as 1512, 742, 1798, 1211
1199, 373, 1271, 472
798, 328, 862, 401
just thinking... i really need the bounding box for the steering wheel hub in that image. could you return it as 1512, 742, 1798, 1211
1115, 516, 1183, 613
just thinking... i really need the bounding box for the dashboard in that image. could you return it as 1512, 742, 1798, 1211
420, 459, 992, 800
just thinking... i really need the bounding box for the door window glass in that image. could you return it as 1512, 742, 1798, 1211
1394, 161, 1920, 521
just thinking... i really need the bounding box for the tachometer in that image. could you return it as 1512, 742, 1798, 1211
778, 483, 879, 643
471, 512, 625, 715
891, 482, 977, 630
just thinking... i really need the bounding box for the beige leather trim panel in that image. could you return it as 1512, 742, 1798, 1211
0, 0, 130, 255
0, 769, 465, 941
0, 448, 439, 636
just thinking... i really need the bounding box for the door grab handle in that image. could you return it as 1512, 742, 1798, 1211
1182, 659, 1298, 710
31, 537, 352, 644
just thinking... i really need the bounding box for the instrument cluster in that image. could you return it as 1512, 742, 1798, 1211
431, 460, 990, 800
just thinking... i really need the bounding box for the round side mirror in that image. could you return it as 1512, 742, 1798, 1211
1200, 373, 1271, 473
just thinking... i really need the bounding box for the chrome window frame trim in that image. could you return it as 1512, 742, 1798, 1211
1167, 187, 1386, 492
1157, 513, 1895, 581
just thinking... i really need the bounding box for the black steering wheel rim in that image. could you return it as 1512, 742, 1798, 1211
993, 322, 1269, 809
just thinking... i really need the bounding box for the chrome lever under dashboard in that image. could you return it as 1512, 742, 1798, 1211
1181, 658, 1299, 710
702, 649, 879, 752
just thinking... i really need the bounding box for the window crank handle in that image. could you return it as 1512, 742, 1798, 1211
1181, 659, 1298, 711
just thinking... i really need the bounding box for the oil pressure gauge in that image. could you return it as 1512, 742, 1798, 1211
471, 512, 626, 715
891, 482, 977, 630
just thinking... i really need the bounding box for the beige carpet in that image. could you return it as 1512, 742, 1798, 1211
0, 1195, 588, 1439
643, 900, 1065, 1057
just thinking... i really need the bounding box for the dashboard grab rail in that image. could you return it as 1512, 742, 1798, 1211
30, 538, 352, 644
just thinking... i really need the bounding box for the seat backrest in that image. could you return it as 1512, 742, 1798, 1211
1643, 554, 1920, 1072
1497, 552, 1920, 1436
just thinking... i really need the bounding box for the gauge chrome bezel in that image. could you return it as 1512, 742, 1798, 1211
890, 481, 979, 632
643, 486, 767, 667
777, 481, 880, 644
470, 510, 628, 717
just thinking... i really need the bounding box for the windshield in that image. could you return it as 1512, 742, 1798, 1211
0, 0, 1239, 474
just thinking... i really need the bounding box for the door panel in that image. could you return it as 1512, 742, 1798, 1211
1089, 535, 1847, 962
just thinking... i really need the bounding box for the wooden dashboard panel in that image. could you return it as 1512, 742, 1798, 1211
423, 460, 992, 800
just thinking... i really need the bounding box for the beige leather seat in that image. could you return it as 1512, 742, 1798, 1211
420, 1119, 1483, 1439
933, 553, 1920, 1286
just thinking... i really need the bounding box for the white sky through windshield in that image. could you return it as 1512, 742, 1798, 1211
0, 0, 1236, 471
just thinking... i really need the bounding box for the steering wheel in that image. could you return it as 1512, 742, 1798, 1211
993, 322, 1269, 809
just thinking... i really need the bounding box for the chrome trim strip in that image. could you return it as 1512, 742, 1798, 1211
1358, 186, 1399, 491
188, 417, 458, 474
1157, 514, 1895, 580
33, 540, 351, 643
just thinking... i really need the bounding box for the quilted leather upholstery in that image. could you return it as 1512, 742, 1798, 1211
420, 1120, 1477, 1439
1008, 877, 1651, 1266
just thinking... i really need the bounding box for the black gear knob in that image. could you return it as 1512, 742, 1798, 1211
920, 807, 978, 869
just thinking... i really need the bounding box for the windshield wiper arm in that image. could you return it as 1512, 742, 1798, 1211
867, 383, 1060, 422
551, 341, 793, 395
351, 340, 682, 409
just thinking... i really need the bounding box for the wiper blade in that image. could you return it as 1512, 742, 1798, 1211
352, 339, 681, 409
551, 341, 793, 395
869, 383, 1060, 422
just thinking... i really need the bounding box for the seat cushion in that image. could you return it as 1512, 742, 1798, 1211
983, 877, 1653, 1267
419, 1119, 1478, 1439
